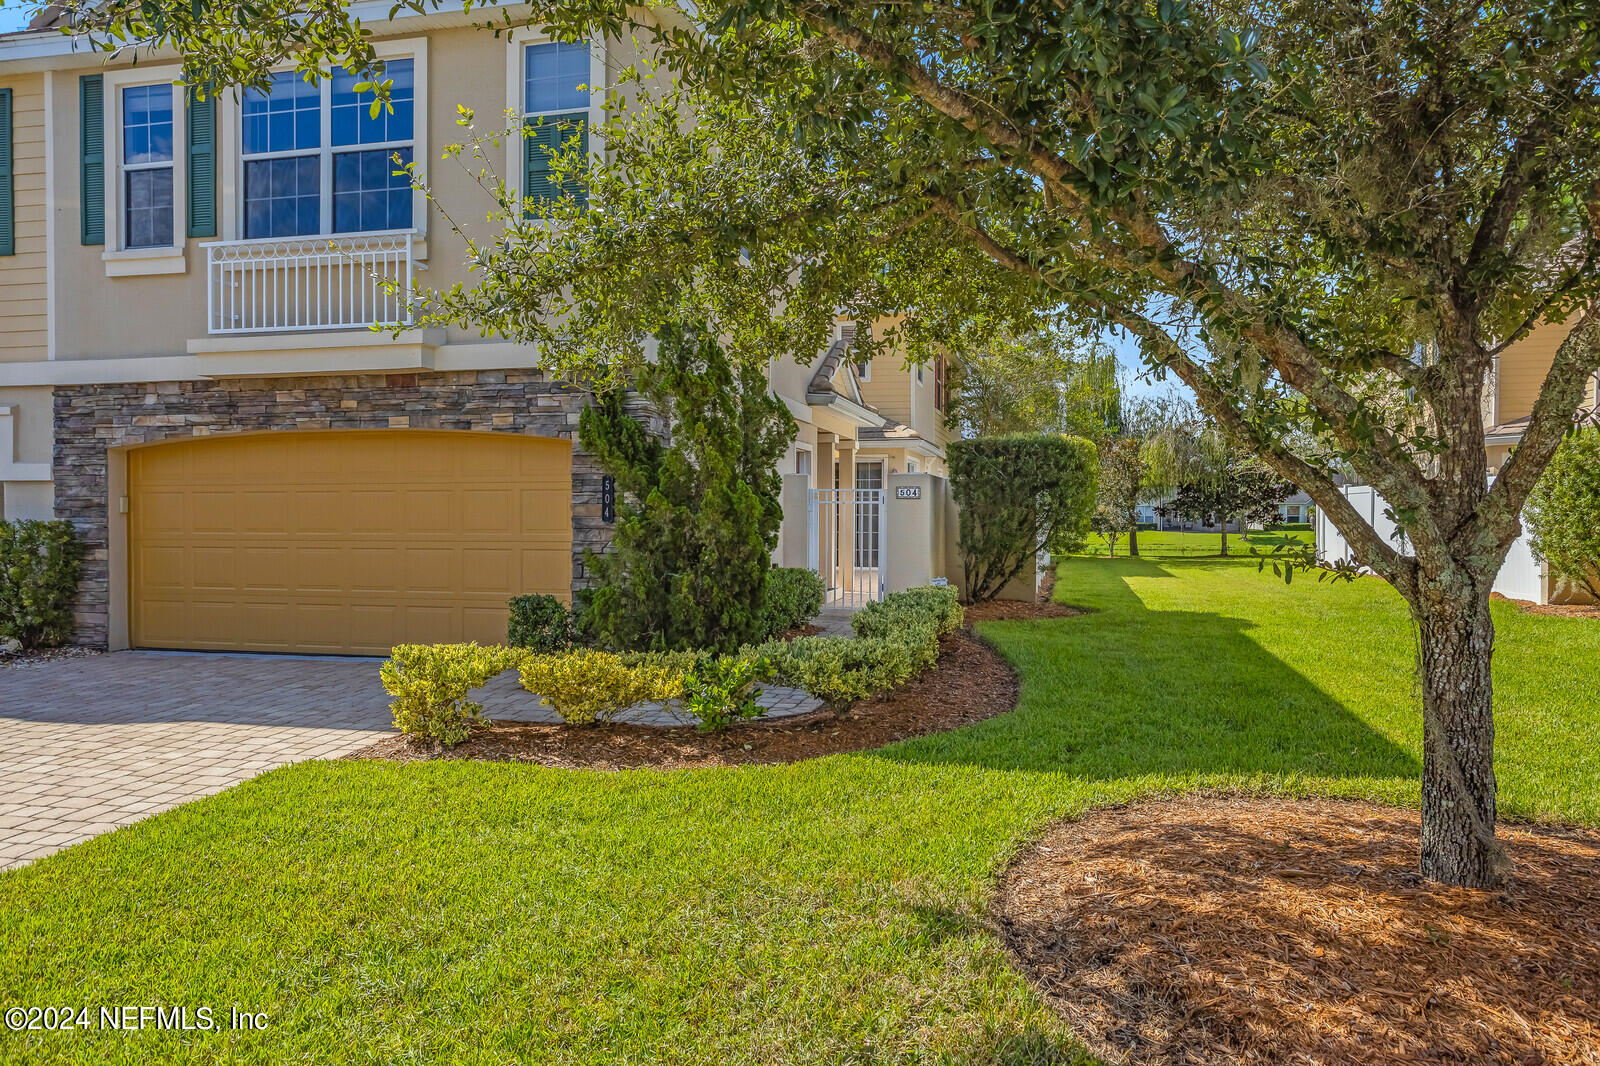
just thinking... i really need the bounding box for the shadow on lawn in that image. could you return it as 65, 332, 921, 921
878, 557, 1420, 782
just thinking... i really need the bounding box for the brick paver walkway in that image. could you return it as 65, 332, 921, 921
0, 649, 822, 870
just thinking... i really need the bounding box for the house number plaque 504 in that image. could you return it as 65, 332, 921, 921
896, 486, 921, 500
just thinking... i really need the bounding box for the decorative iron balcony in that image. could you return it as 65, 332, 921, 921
202, 233, 415, 335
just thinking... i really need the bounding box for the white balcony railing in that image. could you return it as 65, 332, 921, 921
203, 233, 415, 335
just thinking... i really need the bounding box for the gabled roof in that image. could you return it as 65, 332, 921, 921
806, 323, 863, 406
805, 323, 885, 428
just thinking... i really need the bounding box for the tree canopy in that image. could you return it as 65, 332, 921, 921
41, 0, 1600, 885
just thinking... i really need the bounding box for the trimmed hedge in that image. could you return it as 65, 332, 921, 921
518, 650, 685, 725
760, 567, 826, 636
948, 434, 1097, 602
379, 585, 965, 743
508, 593, 574, 652
380, 643, 521, 746
0, 519, 85, 651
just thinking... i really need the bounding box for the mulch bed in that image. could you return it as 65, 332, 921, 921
352, 627, 1019, 769
996, 797, 1600, 1065
1492, 592, 1600, 620
962, 568, 1086, 623
964, 598, 1085, 622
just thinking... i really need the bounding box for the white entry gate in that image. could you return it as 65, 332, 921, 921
808, 488, 886, 607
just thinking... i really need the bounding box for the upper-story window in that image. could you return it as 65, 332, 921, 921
521, 42, 591, 204
121, 84, 176, 248
240, 60, 415, 239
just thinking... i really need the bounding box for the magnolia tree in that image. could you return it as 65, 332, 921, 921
57, 0, 1600, 886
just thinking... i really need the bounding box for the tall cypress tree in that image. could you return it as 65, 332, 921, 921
578, 320, 794, 652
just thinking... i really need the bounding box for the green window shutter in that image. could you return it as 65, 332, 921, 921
186, 91, 216, 238
80, 74, 104, 246
523, 111, 588, 210
0, 88, 14, 257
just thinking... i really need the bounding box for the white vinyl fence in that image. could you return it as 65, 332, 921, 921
1315, 484, 1545, 602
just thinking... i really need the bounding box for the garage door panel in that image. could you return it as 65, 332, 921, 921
137, 545, 189, 592
130, 430, 573, 654
519, 548, 571, 597
190, 546, 242, 591
404, 490, 456, 533
461, 489, 515, 534
520, 489, 575, 533
401, 547, 457, 593
343, 546, 404, 593
293, 490, 346, 534
462, 547, 515, 593
348, 490, 404, 533
293, 547, 349, 594
462, 607, 509, 645
237, 491, 292, 533
136, 489, 188, 536
401, 605, 458, 644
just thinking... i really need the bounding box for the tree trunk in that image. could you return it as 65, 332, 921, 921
1128, 525, 1139, 557
1413, 573, 1505, 887
1220, 518, 1229, 557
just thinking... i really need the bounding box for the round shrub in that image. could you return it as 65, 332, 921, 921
508, 593, 575, 652
761, 567, 826, 636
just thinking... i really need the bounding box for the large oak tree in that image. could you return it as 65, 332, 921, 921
52, 0, 1600, 885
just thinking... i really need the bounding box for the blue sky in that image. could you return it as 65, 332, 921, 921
0, 4, 34, 34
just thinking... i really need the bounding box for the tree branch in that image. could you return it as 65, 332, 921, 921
1476, 304, 1600, 552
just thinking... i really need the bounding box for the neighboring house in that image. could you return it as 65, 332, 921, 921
1318, 319, 1599, 604
1483, 318, 1600, 475
0, 11, 960, 655
1274, 491, 1312, 525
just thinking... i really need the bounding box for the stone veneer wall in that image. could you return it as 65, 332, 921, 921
53, 369, 642, 648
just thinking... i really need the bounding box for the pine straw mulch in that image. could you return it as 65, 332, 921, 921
996, 797, 1600, 1066
1491, 593, 1600, 620
351, 626, 1019, 770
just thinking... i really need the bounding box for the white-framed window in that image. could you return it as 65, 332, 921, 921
102, 65, 187, 258
858, 359, 871, 382
120, 84, 176, 248
916, 364, 924, 385
906, 459, 919, 474
506, 35, 604, 203
795, 448, 812, 477
238, 59, 417, 239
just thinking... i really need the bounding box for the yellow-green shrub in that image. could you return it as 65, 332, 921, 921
761, 636, 915, 713
380, 643, 522, 746
518, 649, 685, 725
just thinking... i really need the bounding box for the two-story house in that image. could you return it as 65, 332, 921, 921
0, 8, 959, 655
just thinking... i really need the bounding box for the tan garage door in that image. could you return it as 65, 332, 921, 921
129, 430, 572, 655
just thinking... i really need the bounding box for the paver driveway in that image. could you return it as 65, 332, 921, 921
0, 650, 825, 871
0, 651, 395, 870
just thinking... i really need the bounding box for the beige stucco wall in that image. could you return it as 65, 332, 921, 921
0, 72, 47, 362
0, 384, 53, 519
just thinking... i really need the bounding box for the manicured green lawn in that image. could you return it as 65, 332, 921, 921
3, 559, 1596, 1064
1078, 527, 1314, 557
